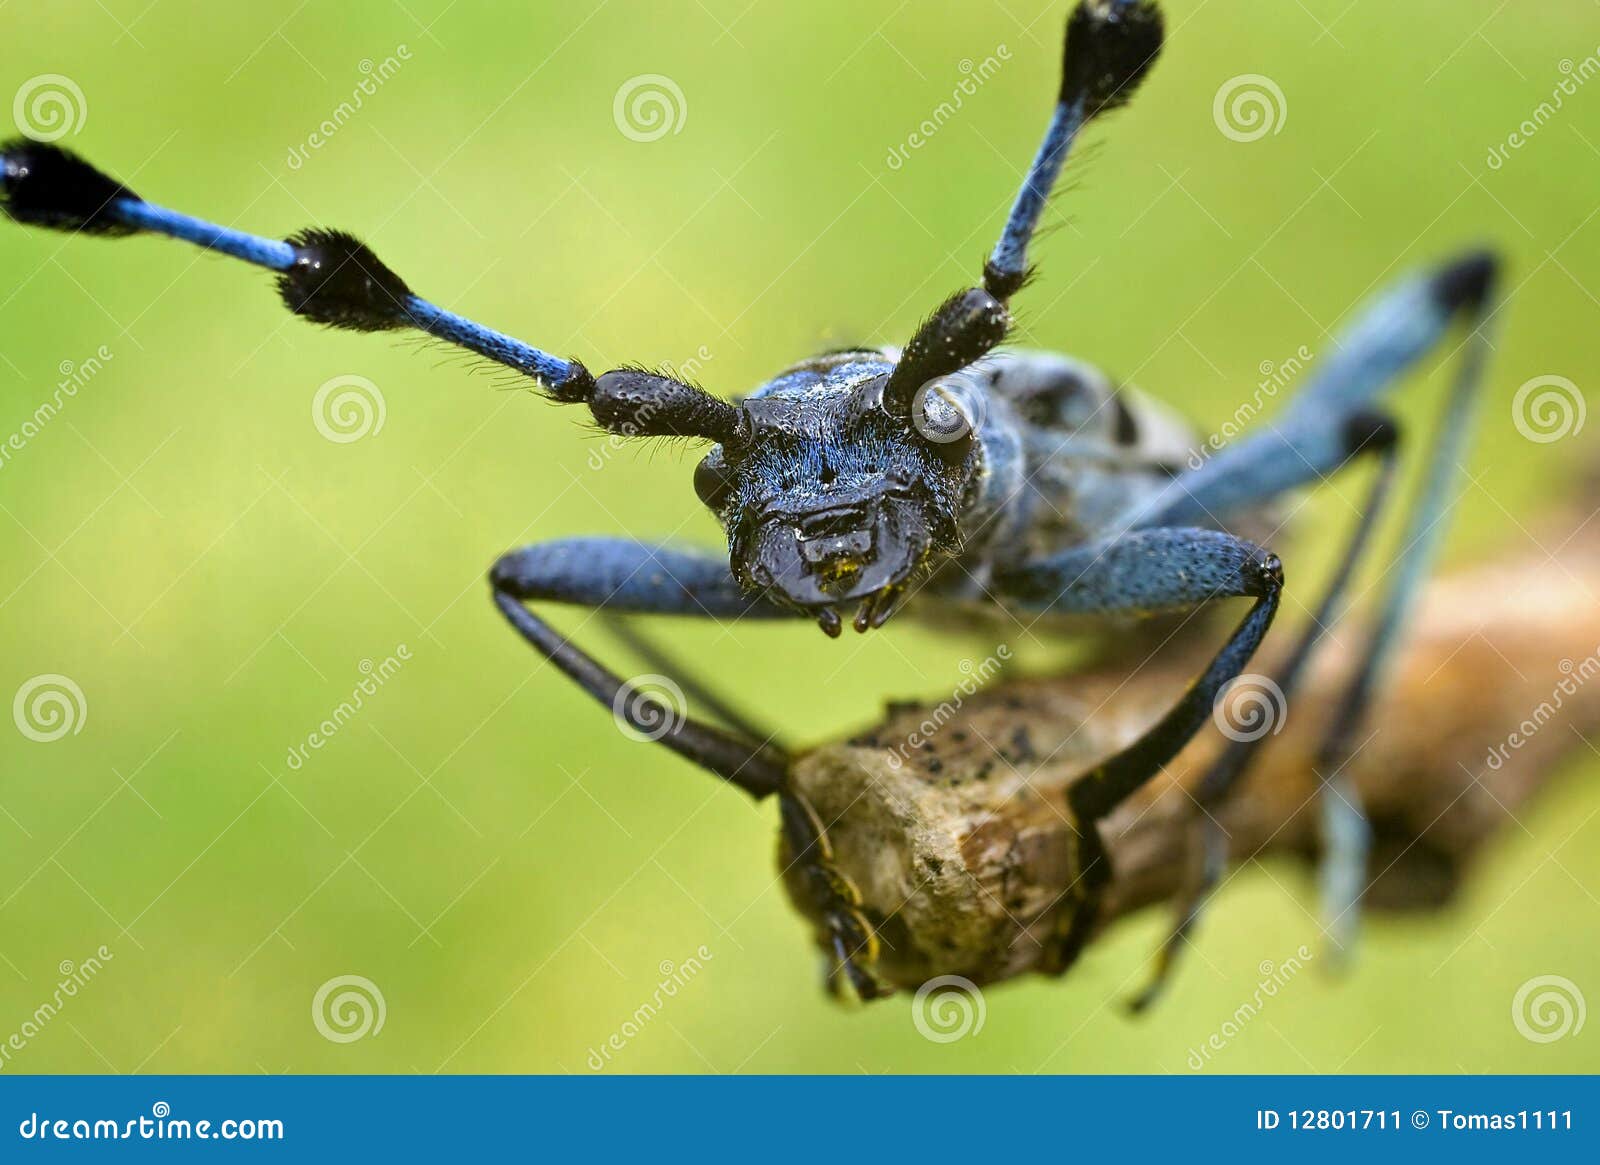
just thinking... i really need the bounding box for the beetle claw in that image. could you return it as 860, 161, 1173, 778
830, 930, 890, 1002
869, 587, 905, 629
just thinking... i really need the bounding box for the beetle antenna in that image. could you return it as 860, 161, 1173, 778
982, 0, 1163, 302
0, 138, 588, 390
882, 287, 1010, 415
1, 138, 745, 444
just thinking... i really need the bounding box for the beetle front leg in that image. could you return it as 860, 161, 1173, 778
490, 537, 793, 795
994, 527, 1284, 974
601, 614, 776, 743
490, 536, 887, 997
778, 794, 891, 1001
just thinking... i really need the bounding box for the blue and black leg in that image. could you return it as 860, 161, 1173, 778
993, 526, 1285, 970
601, 614, 777, 744
1116, 250, 1500, 998
1126, 411, 1401, 1011
489, 538, 792, 793
489, 537, 892, 998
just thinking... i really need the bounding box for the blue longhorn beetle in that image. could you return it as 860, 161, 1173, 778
2, 0, 1498, 1005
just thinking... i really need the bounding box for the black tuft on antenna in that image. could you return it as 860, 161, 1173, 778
1060, 0, 1165, 118
277, 228, 414, 332
0, 139, 139, 235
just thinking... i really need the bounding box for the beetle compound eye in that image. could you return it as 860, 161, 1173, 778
693, 453, 738, 510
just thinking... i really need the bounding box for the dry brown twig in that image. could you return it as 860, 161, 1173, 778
781, 508, 1600, 996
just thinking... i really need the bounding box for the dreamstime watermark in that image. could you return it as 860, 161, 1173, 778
1186, 345, 1313, 470
312, 975, 386, 1043
17, 1103, 284, 1142
911, 375, 986, 445
285, 46, 413, 171
1485, 646, 1600, 772
0, 946, 114, 1072
911, 975, 986, 1043
12, 74, 87, 142
1212, 673, 1287, 743
284, 645, 411, 771
586, 946, 714, 1070
1511, 974, 1585, 1044
611, 674, 688, 743
1186, 947, 1312, 1070
585, 345, 715, 471
613, 74, 687, 142
1212, 74, 1287, 142
313, 374, 386, 443
884, 646, 1012, 770
0, 346, 114, 474
884, 46, 1012, 172
12, 674, 87, 743
1484, 50, 1600, 172
1511, 375, 1585, 444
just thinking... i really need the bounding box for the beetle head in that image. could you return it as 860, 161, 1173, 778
580, 289, 1006, 635
695, 342, 997, 636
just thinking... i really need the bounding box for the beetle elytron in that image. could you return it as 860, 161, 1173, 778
1, 0, 1497, 1004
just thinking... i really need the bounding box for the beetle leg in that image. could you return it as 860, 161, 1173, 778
490, 537, 796, 797
1049, 804, 1115, 975
1128, 418, 1400, 1011
1314, 294, 1496, 960
601, 614, 777, 744
994, 527, 1286, 974
779, 793, 890, 1001
490, 537, 892, 996
1119, 253, 1499, 532
1119, 252, 1499, 978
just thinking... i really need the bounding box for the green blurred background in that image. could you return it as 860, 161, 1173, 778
1, 0, 1596, 1074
